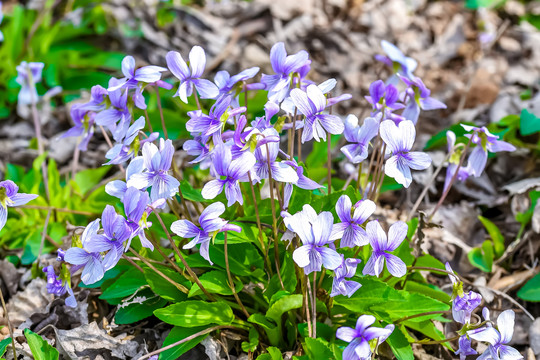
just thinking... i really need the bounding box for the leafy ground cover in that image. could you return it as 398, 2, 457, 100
0, 0, 539, 359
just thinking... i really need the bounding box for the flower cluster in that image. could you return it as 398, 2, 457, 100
1, 38, 522, 360
446, 264, 522, 360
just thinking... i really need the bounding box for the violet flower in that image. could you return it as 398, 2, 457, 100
43, 265, 77, 308
375, 40, 417, 83
62, 104, 96, 151
462, 125, 516, 177
468, 309, 522, 360
106, 157, 145, 200
64, 219, 105, 285
166, 46, 219, 103
330, 255, 362, 298
201, 143, 256, 206
282, 158, 321, 209
95, 78, 130, 138
336, 315, 394, 360
288, 205, 341, 274
0, 180, 38, 232
214, 67, 260, 96
171, 202, 241, 264
183, 135, 212, 168
365, 80, 404, 123
261, 42, 311, 103
15, 61, 44, 105
85, 205, 130, 271
186, 95, 245, 137
380, 120, 432, 188
127, 139, 180, 202
400, 75, 446, 124
79, 85, 108, 112
105, 116, 158, 165
253, 128, 298, 183
290, 84, 345, 143
445, 262, 483, 325
341, 115, 379, 164
123, 187, 154, 251
108, 56, 167, 92
363, 220, 407, 278
453, 291, 482, 325
331, 195, 376, 248
455, 335, 477, 360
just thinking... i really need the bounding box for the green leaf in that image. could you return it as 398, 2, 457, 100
24, 329, 59, 360
72, 166, 111, 195
0, 337, 11, 357
303, 338, 334, 360
517, 272, 540, 302
241, 327, 259, 353
179, 180, 209, 202
404, 320, 452, 350
520, 109, 540, 136
154, 301, 234, 327
468, 240, 494, 273
158, 326, 208, 360
188, 270, 242, 297
145, 266, 188, 303
386, 326, 414, 360
404, 281, 451, 304
478, 216, 505, 257
256, 347, 283, 360
115, 289, 168, 324
334, 278, 449, 323
99, 268, 147, 302
210, 243, 265, 278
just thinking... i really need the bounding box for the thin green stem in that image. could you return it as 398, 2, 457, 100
224, 232, 250, 318
327, 132, 332, 195
265, 143, 285, 291
395, 310, 450, 324
138, 325, 240, 360
413, 335, 460, 345
154, 85, 168, 139
126, 250, 188, 294
407, 153, 450, 221
0, 287, 17, 360
429, 135, 474, 222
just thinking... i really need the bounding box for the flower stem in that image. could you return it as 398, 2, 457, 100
138, 325, 240, 360
247, 172, 274, 276
0, 287, 17, 360
143, 230, 185, 275
395, 310, 450, 324
327, 132, 332, 195
125, 250, 188, 294
265, 145, 285, 291
413, 335, 460, 345
143, 108, 154, 133
407, 153, 450, 222
428, 135, 474, 222
154, 85, 168, 139
224, 232, 250, 318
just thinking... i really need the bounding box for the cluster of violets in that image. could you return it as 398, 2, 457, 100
1, 39, 522, 359
446, 264, 522, 360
